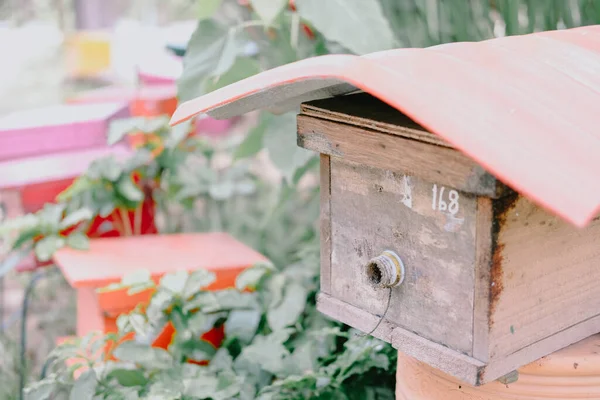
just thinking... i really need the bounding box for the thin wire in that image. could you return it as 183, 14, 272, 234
360, 288, 392, 337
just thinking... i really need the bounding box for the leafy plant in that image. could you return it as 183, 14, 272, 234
26, 250, 396, 399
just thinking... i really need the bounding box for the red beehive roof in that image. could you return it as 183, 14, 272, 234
171, 26, 600, 227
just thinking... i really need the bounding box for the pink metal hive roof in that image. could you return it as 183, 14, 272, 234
171, 26, 600, 227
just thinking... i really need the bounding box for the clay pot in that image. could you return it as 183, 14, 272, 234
396, 335, 600, 399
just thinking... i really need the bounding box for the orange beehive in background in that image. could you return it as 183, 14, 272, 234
53, 233, 268, 359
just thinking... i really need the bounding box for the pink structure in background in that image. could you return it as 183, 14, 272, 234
0, 102, 129, 161
0, 102, 132, 271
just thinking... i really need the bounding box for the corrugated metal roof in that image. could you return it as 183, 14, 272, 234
171, 26, 600, 227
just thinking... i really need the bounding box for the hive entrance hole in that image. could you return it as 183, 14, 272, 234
366, 261, 383, 286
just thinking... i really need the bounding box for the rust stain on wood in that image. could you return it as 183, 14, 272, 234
489, 193, 519, 326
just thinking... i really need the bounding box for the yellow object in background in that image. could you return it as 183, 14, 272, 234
65, 31, 112, 79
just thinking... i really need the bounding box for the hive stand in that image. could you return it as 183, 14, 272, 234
396, 333, 600, 399
52, 232, 268, 359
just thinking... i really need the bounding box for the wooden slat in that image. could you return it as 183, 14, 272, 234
319, 154, 332, 294
301, 93, 452, 148
297, 115, 503, 197
316, 292, 484, 386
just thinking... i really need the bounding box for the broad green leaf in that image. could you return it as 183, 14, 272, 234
69, 369, 97, 400
182, 337, 218, 361
106, 369, 147, 387
251, 0, 288, 25
113, 341, 173, 369
234, 112, 269, 160
187, 312, 225, 336
160, 270, 188, 294
183, 375, 219, 398
108, 118, 145, 145
183, 270, 216, 298
116, 177, 144, 202
204, 57, 261, 94
121, 269, 152, 287
267, 282, 308, 331
0, 213, 39, 235
296, 0, 397, 54
0, 247, 32, 277
264, 113, 315, 183
225, 309, 261, 343
59, 208, 93, 229
198, 0, 222, 20
213, 370, 243, 400
210, 348, 234, 372
24, 380, 56, 400
34, 235, 65, 262
177, 20, 229, 101
209, 181, 235, 200
239, 333, 292, 376
66, 232, 90, 251
235, 263, 274, 290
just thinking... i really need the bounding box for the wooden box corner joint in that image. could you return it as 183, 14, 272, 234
298, 93, 600, 386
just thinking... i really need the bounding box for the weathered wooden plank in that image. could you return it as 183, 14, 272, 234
488, 195, 600, 359
320, 154, 332, 295
316, 292, 394, 343
472, 197, 493, 361
328, 158, 477, 354
481, 313, 600, 384
301, 93, 451, 148
297, 115, 504, 197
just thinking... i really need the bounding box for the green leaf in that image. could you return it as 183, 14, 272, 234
198, 0, 222, 20
183, 375, 219, 398
0, 248, 32, 277
204, 57, 261, 94
121, 269, 152, 287
234, 113, 269, 160
213, 370, 243, 400
0, 213, 39, 235
106, 369, 148, 387
66, 232, 90, 251
183, 270, 216, 298
108, 118, 144, 145
177, 20, 232, 101
296, 0, 397, 54
117, 177, 144, 202
24, 380, 56, 400
182, 337, 218, 361
267, 282, 308, 331
114, 341, 173, 369
160, 270, 189, 295
251, 0, 288, 25
225, 309, 262, 343
69, 369, 97, 400
235, 263, 274, 290
209, 181, 235, 200
59, 208, 93, 229
264, 113, 315, 183
34, 235, 65, 262
239, 332, 292, 376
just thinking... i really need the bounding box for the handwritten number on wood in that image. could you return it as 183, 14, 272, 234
432, 184, 460, 215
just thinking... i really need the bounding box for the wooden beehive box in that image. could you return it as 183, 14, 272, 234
297, 93, 600, 386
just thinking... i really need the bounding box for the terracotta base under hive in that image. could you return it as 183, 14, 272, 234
396, 334, 600, 399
